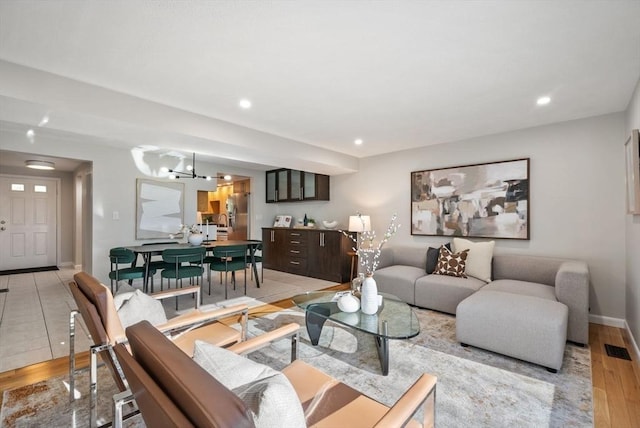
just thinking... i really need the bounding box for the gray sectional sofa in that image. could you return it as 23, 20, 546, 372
373, 246, 589, 371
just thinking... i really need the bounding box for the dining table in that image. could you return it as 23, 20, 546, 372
124, 240, 262, 293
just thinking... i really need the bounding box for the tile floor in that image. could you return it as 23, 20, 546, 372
0, 267, 335, 373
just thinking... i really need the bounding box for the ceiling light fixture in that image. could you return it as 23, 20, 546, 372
25, 160, 55, 170
354, 139, 363, 145
536, 96, 551, 106
160, 153, 229, 181
239, 99, 252, 109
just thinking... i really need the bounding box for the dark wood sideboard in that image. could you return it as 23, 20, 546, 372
262, 228, 354, 283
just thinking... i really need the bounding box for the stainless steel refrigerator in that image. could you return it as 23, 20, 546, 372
226, 192, 249, 240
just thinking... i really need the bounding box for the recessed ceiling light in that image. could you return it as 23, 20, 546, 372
239, 99, 252, 109
25, 160, 55, 170
223, 174, 232, 180
354, 139, 363, 145
536, 96, 551, 106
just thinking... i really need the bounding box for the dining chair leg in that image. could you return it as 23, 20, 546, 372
224, 271, 228, 300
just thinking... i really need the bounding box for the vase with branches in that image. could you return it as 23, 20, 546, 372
342, 213, 400, 314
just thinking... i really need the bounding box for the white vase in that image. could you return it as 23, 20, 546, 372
361, 274, 378, 314
188, 233, 204, 246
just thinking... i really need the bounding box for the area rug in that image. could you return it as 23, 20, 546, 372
1, 306, 592, 427
246, 307, 593, 427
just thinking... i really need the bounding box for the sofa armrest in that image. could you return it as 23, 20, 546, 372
555, 261, 589, 344
227, 322, 300, 362
374, 373, 437, 428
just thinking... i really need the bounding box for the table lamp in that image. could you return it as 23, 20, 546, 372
348, 215, 371, 233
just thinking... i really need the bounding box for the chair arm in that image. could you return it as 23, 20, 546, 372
155, 303, 249, 335
555, 260, 590, 344
227, 323, 300, 359
374, 373, 437, 428
150, 285, 200, 301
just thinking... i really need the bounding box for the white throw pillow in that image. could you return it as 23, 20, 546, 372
452, 238, 495, 282
193, 340, 306, 428
113, 283, 137, 311
117, 290, 168, 328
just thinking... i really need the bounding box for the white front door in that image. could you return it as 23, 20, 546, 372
0, 176, 58, 270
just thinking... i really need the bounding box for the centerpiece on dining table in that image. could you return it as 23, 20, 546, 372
170, 224, 203, 246
341, 213, 400, 314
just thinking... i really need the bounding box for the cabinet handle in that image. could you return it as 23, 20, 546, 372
290, 261, 300, 265
300, 187, 304, 200
291, 240, 300, 244
290, 250, 300, 254
290, 232, 301, 236
271, 230, 274, 242
319, 233, 324, 247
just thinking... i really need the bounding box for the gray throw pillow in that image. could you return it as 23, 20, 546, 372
426, 243, 451, 273
193, 340, 306, 428
117, 290, 168, 328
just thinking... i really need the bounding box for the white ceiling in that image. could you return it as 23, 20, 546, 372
0, 1, 639, 171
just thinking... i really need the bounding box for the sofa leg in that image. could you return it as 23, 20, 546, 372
460, 343, 469, 347
546, 367, 558, 374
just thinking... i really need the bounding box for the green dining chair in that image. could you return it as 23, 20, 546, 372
109, 247, 156, 293
207, 244, 248, 299
161, 246, 206, 308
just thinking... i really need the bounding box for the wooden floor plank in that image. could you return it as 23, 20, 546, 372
593, 387, 611, 428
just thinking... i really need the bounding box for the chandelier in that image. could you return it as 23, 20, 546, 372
161, 152, 231, 181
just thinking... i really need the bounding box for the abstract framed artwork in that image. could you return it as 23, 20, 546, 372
411, 158, 530, 239
136, 179, 185, 239
625, 129, 640, 215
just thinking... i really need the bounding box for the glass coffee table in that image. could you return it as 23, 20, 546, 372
292, 291, 420, 375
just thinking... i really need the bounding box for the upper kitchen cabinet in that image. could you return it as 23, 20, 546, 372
266, 168, 329, 203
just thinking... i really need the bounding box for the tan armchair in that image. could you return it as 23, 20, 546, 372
116, 320, 437, 428
68, 271, 250, 427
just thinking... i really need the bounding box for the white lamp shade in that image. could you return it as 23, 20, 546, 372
348, 215, 371, 232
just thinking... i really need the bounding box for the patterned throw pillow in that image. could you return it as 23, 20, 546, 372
434, 245, 469, 278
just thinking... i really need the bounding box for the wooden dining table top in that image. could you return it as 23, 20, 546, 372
124, 240, 261, 254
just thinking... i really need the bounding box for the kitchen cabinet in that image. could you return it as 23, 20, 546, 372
262, 228, 353, 283
265, 169, 329, 203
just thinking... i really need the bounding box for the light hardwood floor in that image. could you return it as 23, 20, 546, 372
1, 297, 639, 427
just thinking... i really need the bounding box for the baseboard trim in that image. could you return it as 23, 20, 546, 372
624, 320, 640, 360
589, 314, 626, 328
59, 261, 74, 268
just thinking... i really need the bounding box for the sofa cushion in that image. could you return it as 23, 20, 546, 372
434, 246, 468, 278
118, 290, 168, 328
374, 265, 425, 305
426, 243, 450, 274
193, 340, 306, 428
452, 238, 494, 282
483, 279, 557, 301
415, 274, 486, 314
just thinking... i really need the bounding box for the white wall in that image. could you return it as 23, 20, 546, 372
1, 111, 629, 322
625, 77, 640, 349
326, 113, 627, 320
0, 129, 268, 283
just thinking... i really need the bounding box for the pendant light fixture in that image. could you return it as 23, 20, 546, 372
161, 152, 232, 181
